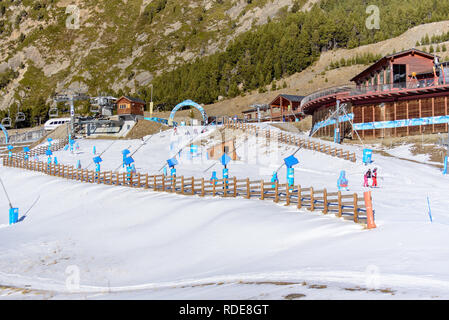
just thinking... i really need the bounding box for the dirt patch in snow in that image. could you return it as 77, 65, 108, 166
125, 119, 169, 139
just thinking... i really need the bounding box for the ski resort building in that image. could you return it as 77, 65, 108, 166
242, 104, 271, 122
301, 49, 449, 139
116, 96, 146, 117
269, 94, 305, 122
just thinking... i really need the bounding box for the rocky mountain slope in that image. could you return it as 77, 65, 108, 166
0, 0, 309, 111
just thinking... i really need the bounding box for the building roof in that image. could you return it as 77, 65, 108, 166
270, 94, 305, 106
117, 96, 146, 104
242, 104, 270, 113
350, 48, 439, 82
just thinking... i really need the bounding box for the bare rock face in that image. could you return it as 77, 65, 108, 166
135, 71, 153, 86
0, 0, 306, 111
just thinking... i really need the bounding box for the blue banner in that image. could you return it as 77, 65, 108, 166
313, 114, 354, 132
353, 115, 449, 130
313, 113, 449, 131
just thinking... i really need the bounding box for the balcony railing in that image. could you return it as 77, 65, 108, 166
301, 77, 449, 109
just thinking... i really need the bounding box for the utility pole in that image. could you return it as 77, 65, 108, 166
149, 84, 154, 117
334, 99, 341, 144
54, 92, 89, 137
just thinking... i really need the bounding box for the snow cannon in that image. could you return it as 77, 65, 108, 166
121, 149, 130, 168
334, 127, 340, 144
93, 145, 96, 155
190, 144, 198, 157
220, 153, 231, 189
23, 146, 30, 160
337, 170, 349, 191
220, 153, 231, 179
7, 145, 13, 159
363, 148, 373, 165
124, 156, 134, 167
69, 139, 75, 152
210, 171, 218, 185
167, 157, 178, 177
271, 172, 279, 188
284, 155, 299, 187
9, 207, 18, 225
45, 149, 53, 164
93, 156, 102, 172
444, 156, 448, 175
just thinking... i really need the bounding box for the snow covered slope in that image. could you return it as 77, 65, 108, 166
1, 126, 449, 299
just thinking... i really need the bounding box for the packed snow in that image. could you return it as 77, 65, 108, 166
1, 125, 449, 299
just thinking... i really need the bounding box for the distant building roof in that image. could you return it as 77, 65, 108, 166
270, 94, 305, 106
350, 48, 439, 82
117, 96, 146, 104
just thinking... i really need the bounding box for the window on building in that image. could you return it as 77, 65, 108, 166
393, 64, 406, 88
380, 69, 384, 85
373, 72, 378, 86
386, 65, 391, 85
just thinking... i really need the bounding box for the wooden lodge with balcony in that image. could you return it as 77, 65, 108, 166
269, 94, 305, 122
301, 49, 449, 140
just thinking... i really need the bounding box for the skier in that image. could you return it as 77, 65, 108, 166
372, 168, 378, 187
364, 169, 371, 187
337, 170, 349, 191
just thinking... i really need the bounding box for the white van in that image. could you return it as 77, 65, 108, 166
44, 118, 71, 131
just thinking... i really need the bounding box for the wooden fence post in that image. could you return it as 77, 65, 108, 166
201, 178, 205, 197
260, 180, 264, 200
297, 185, 302, 209
191, 177, 194, 195
233, 177, 237, 197
274, 181, 279, 203
309, 187, 314, 211
338, 191, 342, 217
286, 183, 290, 206
246, 178, 250, 199
323, 188, 328, 214
353, 193, 358, 223
181, 176, 185, 194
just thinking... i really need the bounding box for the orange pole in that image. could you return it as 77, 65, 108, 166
364, 191, 376, 229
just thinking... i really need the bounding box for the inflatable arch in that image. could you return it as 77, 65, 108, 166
0, 124, 8, 144
168, 100, 207, 126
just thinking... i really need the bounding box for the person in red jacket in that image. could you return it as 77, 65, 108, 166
372, 168, 378, 187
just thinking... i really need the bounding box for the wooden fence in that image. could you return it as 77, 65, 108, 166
224, 121, 357, 162
2, 157, 372, 227
4, 138, 70, 160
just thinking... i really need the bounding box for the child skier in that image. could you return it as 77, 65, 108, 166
364, 169, 372, 187
372, 168, 378, 187
337, 170, 349, 191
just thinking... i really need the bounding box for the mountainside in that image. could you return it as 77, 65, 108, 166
0, 0, 307, 112
2, 0, 449, 127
